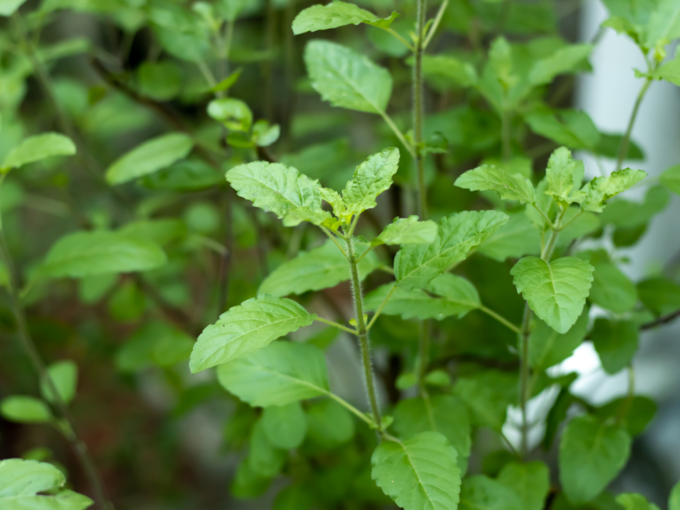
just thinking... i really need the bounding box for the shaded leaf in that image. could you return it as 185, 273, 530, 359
529, 307, 589, 371
660, 163, 680, 195
477, 212, 541, 261
589, 263, 637, 313
262, 402, 307, 449
497, 461, 550, 510
459, 475, 523, 510
591, 318, 639, 374
455, 164, 535, 203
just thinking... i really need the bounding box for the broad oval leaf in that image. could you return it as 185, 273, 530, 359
477, 212, 541, 262
395, 210, 509, 290
497, 461, 550, 510
371, 431, 462, 510
459, 475, 523, 510
454, 165, 535, 203
453, 370, 518, 431
39, 231, 167, 279
226, 161, 330, 226
216, 341, 329, 406
373, 215, 438, 246
529, 308, 589, 371
105, 133, 194, 185
559, 414, 631, 505
342, 147, 400, 215
191, 295, 316, 373
293, 0, 399, 34
0, 396, 53, 423
305, 40, 392, 114
511, 256, 594, 334
589, 262, 637, 312
262, 402, 308, 449
2, 133, 75, 172
259, 240, 380, 296
590, 318, 639, 375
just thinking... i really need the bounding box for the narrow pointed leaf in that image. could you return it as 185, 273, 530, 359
373, 215, 438, 246
305, 40, 392, 114
2, 133, 75, 172
226, 161, 331, 226
191, 295, 316, 373
395, 211, 509, 290
371, 431, 462, 510
216, 341, 329, 407
342, 148, 399, 215
293, 1, 399, 34
454, 165, 535, 203
511, 256, 594, 334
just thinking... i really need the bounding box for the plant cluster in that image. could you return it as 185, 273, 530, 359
1, 0, 680, 509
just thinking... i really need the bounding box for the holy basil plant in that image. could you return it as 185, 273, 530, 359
1, 0, 680, 508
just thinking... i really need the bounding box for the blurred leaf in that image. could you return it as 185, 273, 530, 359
660, 163, 680, 195
262, 402, 307, 449
136, 61, 183, 101
0, 0, 27, 16
40, 361, 78, 405
617, 493, 661, 510
589, 263, 637, 312
458, 474, 522, 510
478, 212, 541, 261
529, 307, 589, 371
525, 109, 600, 150
497, 461, 550, 510
140, 158, 223, 191
453, 370, 517, 430
207, 98, 253, 132
595, 396, 656, 437
2, 133, 75, 173
248, 419, 286, 477
0, 396, 52, 423
637, 277, 680, 316
591, 318, 639, 374
305, 398, 355, 448
530, 44, 593, 85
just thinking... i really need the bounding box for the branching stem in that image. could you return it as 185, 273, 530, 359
617, 77, 653, 171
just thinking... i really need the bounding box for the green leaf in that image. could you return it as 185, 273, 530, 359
616, 493, 661, 510
292, 1, 399, 34
39, 231, 166, 279
226, 161, 331, 227
373, 216, 438, 246
207, 98, 253, 132
305, 398, 355, 448
559, 414, 631, 505
670, 480, 680, 510
342, 148, 400, 215
591, 319, 639, 374
511, 256, 595, 334
529, 44, 593, 85
252, 120, 280, 147
657, 50, 680, 86
191, 295, 316, 373
40, 361, 78, 405
259, 240, 380, 297
0, 459, 93, 510
274, 484, 315, 510
525, 109, 600, 150
248, 419, 286, 477
304, 40, 392, 114
136, 61, 182, 101
140, 158, 223, 192
595, 396, 656, 437
0, 396, 52, 424
393, 396, 471, 473
497, 461, 550, 510
0, 0, 27, 16
2, 133, 75, 172
231, 458, 271, 499
643, 0, 680, 48
637, 277, 680, 316
216, 341, 329, 406
208, 67, 243, 93
601, 185, 669, 228
529, 307, 589, 371
364, 274, 480, 321
420, 55, 478, 88
453, 370, 518, 431
105, 133, 194, 185
454, 164, 535, 203
660, 163, 680, 195
262, 402, 307, 449
589, 263, 637, 313
459, 475, 523, 510
579, 169, 647, 213
544, 146, 585, 202
477, 212, 542, 262
395, 211, 509, 290
371, 431, 462, 510
119, 219, 187, 246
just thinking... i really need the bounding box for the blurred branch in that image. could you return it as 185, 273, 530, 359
640, 309, 680, 330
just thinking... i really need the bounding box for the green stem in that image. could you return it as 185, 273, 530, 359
325, 391, 374, 427
480, 305, 521, 334
383, 27, 415, 52
379, 111, 416, 158
346, 237, 382, 431
416, 320, 431, 395
315, 317, 358, 335
320, 226, 348, 258
616, 77, 652, 171
502, 109, 511, 162
367, 285, 397, 330
413, 0, 428, 220
423, 0, 449, 49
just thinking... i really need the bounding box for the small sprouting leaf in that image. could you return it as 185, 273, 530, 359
477, 212, 541, 262
216, 341, 329, 406
305, 40, 392, 114
617, 493, 661, 510
488, 36, 516, 89
259, 240, 380, 297
371, 431, 462, 510
373, 216, 438, 247
0, 459, 93, 510
393, 396, 471, 473
261, 402, 307, 449
529, 308, 589, 371
292, 1, 399, 34
453, 370, 518, 431
191, 295, 316, 373
459, 475, 523, 510
497, 461, 550, 510
529, 44, 593, 85
207, 98, 253, 132
559, 414, 631, 505
208, 67, 243, 93
511, 256, 595, 334
226, 161, 331, 227
39, 231, 166, 279
342, 148, 400, 215
589, 262, 638, 312
395, 211, 509, 290
0, 396, 52, 424
252, 120, 281, 147
579, 169, 648, 212
591, 318, 639, 374
454, 164, 535, 203
544, 146, 585, 203
660, 163, 680, 195
1, 133, 75, 173
105, 133, 194, 185
40, 361, 78, 405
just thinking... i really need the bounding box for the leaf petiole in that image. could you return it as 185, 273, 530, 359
479, 305, 522, 334
315, 316, 358, 335
367, 284, 397, 330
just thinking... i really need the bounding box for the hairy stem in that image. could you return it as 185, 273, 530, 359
0, 218, 110, 509
346, 237, 382, 431
616, 77, 652, 171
